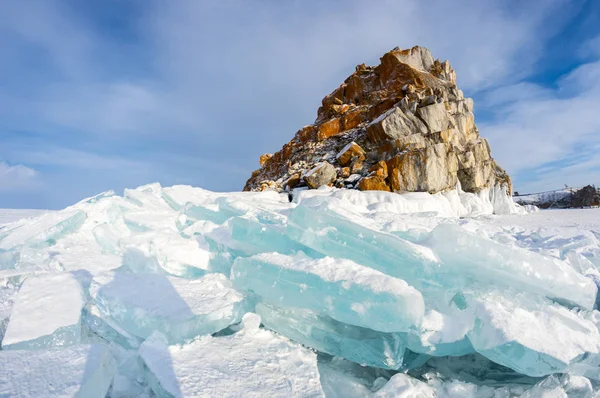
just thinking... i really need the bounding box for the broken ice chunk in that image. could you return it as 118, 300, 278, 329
139, 313, 325, 397
467, 291, 600, 377
0, 209, 86, 250
0, 344, 116, 398
286, 203, 439, 290
406, 309, 474, 357
429, 223, 598, 310
208, 216, 315, 258
90, 272, 251, 343
2, 273, 85, 350
256, 303, 407, 370
521, 374, 593, 398
83, 304, 142, 349
118, 230, 215, 277
373, 373, 436, 398
232, 253, 424, 332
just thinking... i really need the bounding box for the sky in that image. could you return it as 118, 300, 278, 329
0, 0, 599, 209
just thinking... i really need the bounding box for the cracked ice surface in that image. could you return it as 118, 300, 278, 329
1, 183, 600, 396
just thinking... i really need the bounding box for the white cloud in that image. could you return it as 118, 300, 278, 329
0, 0, 592, 204
481, 59, 600, 192
0, 162, 38, 191
0, 0, 572, 142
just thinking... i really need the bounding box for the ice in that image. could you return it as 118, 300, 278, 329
0, 209, 50, 225
286, 202, 439, 290
406, 309, 475, 357
0, 209, 86, 251
467, 290, 600, 377
428, 223, 598, 310
521, 374, 594, 398
233, 253, 424, 332
207, 215, 315, 258
118, 230, 216, 277
0, 344, 116, 398
317, 356, 383, 398
139, 313, 325, 397
373, 373, 436, 398
89, 271, 251, 343
2, 273, 85, 350
256, 303, 408, 369
83, 303, 142, 349
1, 185, 600, 394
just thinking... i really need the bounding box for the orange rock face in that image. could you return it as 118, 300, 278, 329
336, 142, 366, 167
259, 154, 273, 167
358, 175, 391, 191
369, 160, 388, 179
317, 118, 342, 141
243, 45, 511, 197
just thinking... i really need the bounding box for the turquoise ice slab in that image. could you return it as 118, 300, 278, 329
231, 252, 424, 332
255, 303, 407, 370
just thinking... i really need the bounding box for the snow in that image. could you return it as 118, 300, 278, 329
2, 273, 84, 350
139, 313, 325, 398
0, 344, 116, 398
1, 184, 600, 396
335, 141, 358, 160
0, 209, 49, 225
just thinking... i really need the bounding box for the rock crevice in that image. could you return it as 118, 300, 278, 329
244, 46, 511, 195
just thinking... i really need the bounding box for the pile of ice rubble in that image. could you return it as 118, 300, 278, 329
1, 183, 600, 397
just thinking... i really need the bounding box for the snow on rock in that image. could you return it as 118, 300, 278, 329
0, 344, 116, 398
90, 271, 251, 343
139, 313, 325, 398
2, 273, 84, 350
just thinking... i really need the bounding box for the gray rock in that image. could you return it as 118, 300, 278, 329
366, 107, 427, 143
303, 162, 337, 189
417, 102, 453, 133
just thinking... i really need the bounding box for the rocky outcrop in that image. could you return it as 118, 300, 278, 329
244, 46, 511, 195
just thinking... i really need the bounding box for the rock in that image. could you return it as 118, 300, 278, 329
345, 174, 362, 184
338, 167, 351, 178
303, 162, 337, 189
317, 118, 342, 141
417, 102, 454, 133
367, 107, 428, 143
342, 107, 367, 130
572, 185, 600, 207
388, 46, 435, 72
282, 174, 301, 189
368, 160, 388, 178
419, 95, 437, 107
350, 159, 365, 174
387, 143, 457, 193
259, 154, 273, 166
336, 142, 366, 167
358, 176, 391, 191
244, 45, 511, 200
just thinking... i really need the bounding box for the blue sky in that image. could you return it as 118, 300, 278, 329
0, 0, 599, 209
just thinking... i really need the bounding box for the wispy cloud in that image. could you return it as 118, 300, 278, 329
482, 54, 600, 191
